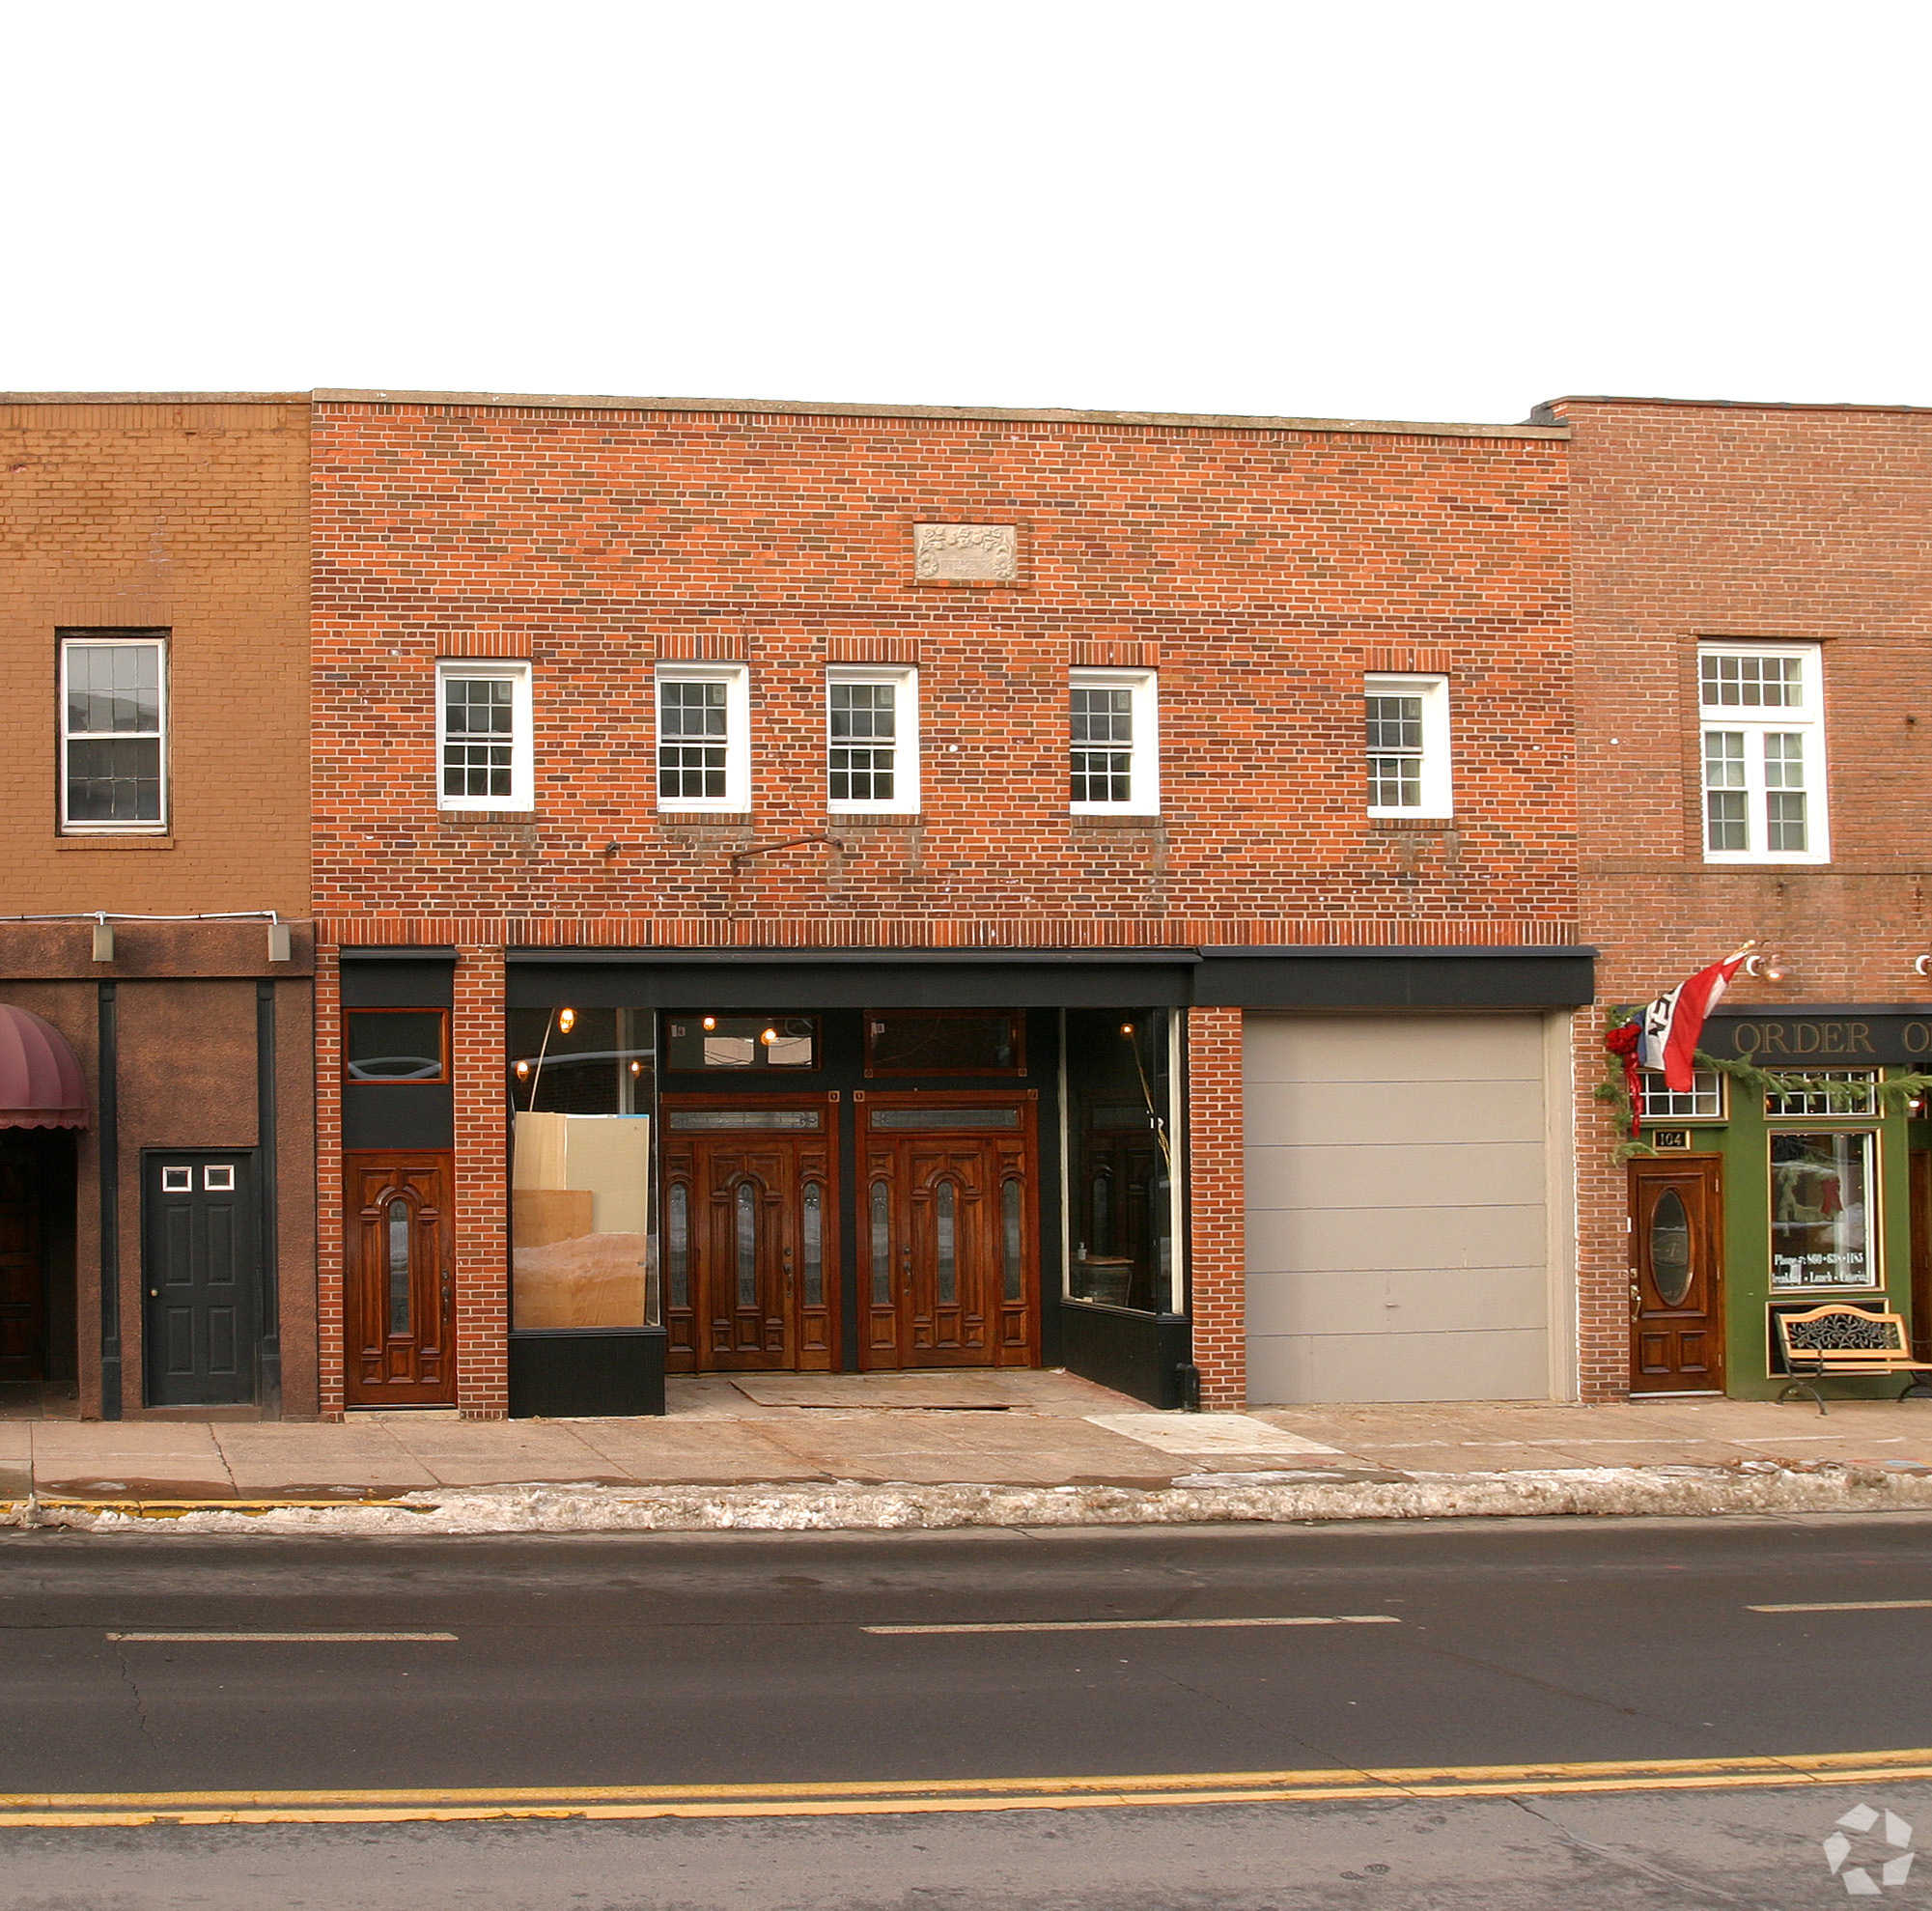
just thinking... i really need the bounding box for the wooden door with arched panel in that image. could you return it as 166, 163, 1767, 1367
1629, 1154, 1724, 1394
659, 1096, 837, 1373
344, 1153, 455, 1406
858, 1091, 1036, 1370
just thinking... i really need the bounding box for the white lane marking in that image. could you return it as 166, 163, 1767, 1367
106, 1632, 458, 1643
863, 1616, 1400, 1635
1748, 1601, 1932, 1615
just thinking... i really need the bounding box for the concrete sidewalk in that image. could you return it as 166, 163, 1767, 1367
8, 1371, 1932, 1509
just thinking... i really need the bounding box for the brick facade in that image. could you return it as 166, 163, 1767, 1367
1554, 397, 1932, 1399
308, 393, 1579, 1412
0, 398, 316, 1419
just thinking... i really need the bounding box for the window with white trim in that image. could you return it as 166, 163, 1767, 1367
1070, 669, 1159, 816
60, 632, 168, 832
1365, 674, 1451, 818
826, 666, 918, 814
655, 662, 749, 812
1698, 644, 1828, 863
1639, 1069, 1726, 1120
436, 660, 533, 812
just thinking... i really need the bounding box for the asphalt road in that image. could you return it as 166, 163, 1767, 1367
4, 1512, 1932, 1907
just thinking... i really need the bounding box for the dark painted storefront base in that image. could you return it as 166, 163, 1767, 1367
1059, 1302, 1194, 1410
509, 1328, 667, 1419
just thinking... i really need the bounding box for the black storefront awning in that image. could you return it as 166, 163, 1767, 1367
503, 945, 1596, 1012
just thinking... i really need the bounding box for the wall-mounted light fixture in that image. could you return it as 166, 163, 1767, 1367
1743, 952, 1787, 983
1915, 955, 1932, 978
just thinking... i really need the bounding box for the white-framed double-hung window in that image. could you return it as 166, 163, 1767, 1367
1070, 669, 1159, 815
1698, 644, 1828, 863
656, 662, 749, 813
60, 631, 169, 832
826, 666, 918, 814
1365, 674, 1452, 818
436, 660, 533, 812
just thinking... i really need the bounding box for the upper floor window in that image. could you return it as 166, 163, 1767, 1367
1365, 674, 1451, 818
60, 632, 168, 832
1699, 643, 1827, 863
827, 666, 919, 814
1070, 669, 1159, 816
437, 660, 533, 812
656, 662, 749, 812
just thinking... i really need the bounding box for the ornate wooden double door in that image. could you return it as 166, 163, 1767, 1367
662, 1093, 1037, 1374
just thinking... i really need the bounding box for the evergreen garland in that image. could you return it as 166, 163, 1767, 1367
1594, 1006, 1932, 1165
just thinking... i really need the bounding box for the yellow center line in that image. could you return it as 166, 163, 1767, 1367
9, 1749, 1932, 1827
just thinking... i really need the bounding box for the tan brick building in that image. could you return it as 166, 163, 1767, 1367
0, 397, 316, 1420
1553, 397, 1932, 1402
309, 391, 1587, 1419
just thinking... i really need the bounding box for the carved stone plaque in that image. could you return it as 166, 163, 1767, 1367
913, 522, 1018, 582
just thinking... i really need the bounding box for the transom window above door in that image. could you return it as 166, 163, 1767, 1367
667, 1016, 820, 1071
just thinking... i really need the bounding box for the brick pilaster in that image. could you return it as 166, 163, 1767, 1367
1186, 1006, 1246, 1409
453, 943, 509, 1418
315, 943, 346, 1419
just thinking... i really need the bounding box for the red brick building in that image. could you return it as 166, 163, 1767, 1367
308, 391, 1586, 1419
1553, 397, 1932, 1403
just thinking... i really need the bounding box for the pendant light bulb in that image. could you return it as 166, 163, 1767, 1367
558, 1007, 575, 1034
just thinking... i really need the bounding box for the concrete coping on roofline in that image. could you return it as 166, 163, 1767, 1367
0, 389, 1571, 441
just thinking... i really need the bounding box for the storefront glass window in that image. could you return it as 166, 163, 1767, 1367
1770, 1130, 1876, 1289
1064, 1008, 1177, 1312
508, 1007, 657, 1329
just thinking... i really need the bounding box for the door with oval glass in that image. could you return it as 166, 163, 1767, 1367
344, 1153, 455, 1406
859, 1094, 1036, 1370
660, 1097, 837, 1372
1629, 1155, 1724, 1393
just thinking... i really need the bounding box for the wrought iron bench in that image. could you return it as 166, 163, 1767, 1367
1774, 1305, 1932, 1414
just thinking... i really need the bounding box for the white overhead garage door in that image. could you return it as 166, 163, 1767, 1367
1245, 1013, 1556, 1404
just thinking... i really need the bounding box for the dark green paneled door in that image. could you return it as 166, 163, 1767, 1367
143, 1154, 259, 1406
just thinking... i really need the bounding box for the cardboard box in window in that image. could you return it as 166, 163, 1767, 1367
512, 1110, 650, 1329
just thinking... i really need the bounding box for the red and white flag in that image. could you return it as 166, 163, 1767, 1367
1639, 946, 1754, 1091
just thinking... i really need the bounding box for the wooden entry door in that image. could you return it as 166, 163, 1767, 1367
345, 1154, 455, 1406
1630, 1155, 1724, 1393
859, 1095, 1036, 1370
661, 1099, 837, 1373
0, 1141, 45, 1378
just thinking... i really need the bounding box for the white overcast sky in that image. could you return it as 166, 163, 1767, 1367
6, 0, 1925, 424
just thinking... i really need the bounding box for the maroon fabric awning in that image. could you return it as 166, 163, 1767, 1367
0, 1005, 89, 1130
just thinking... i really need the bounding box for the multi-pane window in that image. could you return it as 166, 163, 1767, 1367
1764, 1070, 1878, 1118
1069, 670, 1158, 814
1698, 645, 1827, 862
827, 668, 918, 813
1639, 1069, 1725, 1120
60, 632, 167, 831
436, 660, 533, 812
656, 665, 748, 811
1364, 673, 1451, 817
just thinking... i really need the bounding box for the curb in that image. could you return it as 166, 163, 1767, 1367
7, 1462, 1932, 1535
